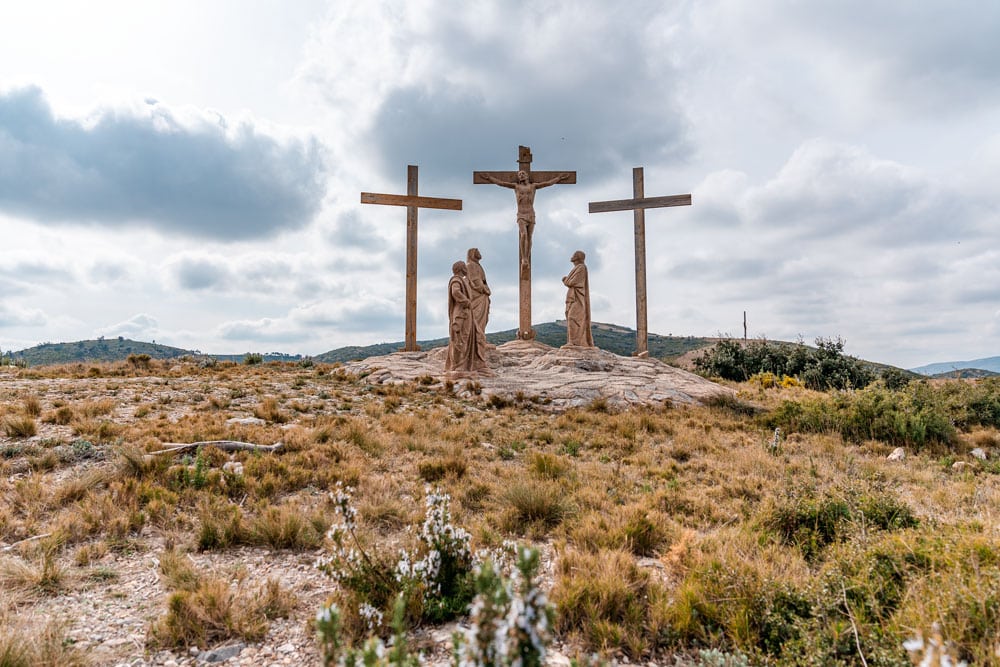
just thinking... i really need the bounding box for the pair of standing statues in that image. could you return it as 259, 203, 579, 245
445, 247, 594, 376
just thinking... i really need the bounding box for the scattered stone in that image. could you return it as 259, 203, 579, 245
887, 447, 906, 461
277, 642, 295, 654
971, 447, 988, 461
952, 461, 976, 472
198, 642, 245, 663
636, 557, 665, 570
226, 417, 266, 426
222, 461, 244, 476
548, 652, 572, 667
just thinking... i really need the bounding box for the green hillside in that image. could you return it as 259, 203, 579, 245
930, 368, 1000, 379
8, 338, 195, 366
314, 321, 713, 364
6, 338, 303, 367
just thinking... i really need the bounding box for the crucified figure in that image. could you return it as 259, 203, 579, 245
480, 170, 570, 278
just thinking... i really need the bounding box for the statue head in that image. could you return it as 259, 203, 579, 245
467, 247, 481, 262
571, 250, 586, 264
452, 261, 467, 276
517, 170, 528, 183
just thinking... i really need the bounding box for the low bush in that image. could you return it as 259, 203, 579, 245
695, 337, 876, 390
765, 384, 957, 449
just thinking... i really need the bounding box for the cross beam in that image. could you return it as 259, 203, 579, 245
361, 165, 462, 351
473, 145, 576, 340
588, 167, 691, 356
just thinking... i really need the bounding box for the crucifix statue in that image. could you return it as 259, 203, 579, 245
361, 165, 462, 352
589, 167, 691, 357
474, 146, 576, 340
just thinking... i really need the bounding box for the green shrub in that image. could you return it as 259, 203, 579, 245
695, 337, 875, 390
765, 384, 956, 449
243, 352, 264, 365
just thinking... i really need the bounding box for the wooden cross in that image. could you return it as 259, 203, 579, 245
589, 167, 691, 357
473, 146, 576, 340
361, 165, 462, 352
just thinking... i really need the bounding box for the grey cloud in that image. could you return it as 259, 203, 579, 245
171, 256, 232, 290
362, 5, 689, 186
327, 210, 389, 251
217, 318, 314, 344
292, 301, 404, 334
781, 2, 1000, 112
0, 258, 73, 284
0, 87, 327, 240
0, 302, 47, 327
417, 214, 604, 285
88, 261, 132, 284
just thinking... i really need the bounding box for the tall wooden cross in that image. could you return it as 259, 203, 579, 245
589, 167, 691, 357
473, 146, 576, 340
361, 165, 462, 352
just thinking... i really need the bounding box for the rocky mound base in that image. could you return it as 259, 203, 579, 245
341, 339, 732, 410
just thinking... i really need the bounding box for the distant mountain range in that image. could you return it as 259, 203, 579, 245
4, 323, 711, 367
910, 356, 1000, 377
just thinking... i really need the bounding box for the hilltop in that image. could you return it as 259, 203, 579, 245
4, 324, 713, 368
314, 321, 712, 364
4, 338, 303, 367
0, 356, 997, 664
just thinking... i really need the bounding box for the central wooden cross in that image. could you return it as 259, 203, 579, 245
474, 146, 576, 340
361, 165, 462, 352
589, 167, 691, 356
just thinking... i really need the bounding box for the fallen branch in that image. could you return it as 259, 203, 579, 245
150, 440, 284, 456
841, 579, 868, 667
2, 533, 53, 552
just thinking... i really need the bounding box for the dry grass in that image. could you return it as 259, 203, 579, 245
2, 415, 36, 438
1, 362, 999, 662
0, 613, 90, 666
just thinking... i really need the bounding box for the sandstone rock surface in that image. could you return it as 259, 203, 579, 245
341, 339, 732, 410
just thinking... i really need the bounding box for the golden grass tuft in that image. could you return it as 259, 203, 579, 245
0, 613, 91, 666
2, 415, 36, 438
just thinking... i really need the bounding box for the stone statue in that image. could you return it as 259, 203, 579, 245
446, 261, 488, 375
480, 170, 570, 278
466, 247, 491, 348
562, 250, 594, 347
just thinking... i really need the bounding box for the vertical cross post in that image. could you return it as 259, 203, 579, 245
361, 166, 462, 351
474, 146, 576, 340
589, 167, 691, 356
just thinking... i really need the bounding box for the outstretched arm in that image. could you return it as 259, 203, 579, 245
535, 173, 571, 189
480, 173, 515, 189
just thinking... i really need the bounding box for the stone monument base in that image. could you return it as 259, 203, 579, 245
341, 340, 732, 412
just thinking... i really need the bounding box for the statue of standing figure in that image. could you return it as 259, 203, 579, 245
562, 250, 595, 347
446, 261, 488, 375
466, 248, 491, 349
479, 170, 570, 278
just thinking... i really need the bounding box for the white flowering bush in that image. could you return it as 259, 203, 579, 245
317, 595, 420, 667
903, 623, 968, 667
315, 483, 399, 635
317, 484, 481, 639
454, 547, 553, 667
397, 486, 476, 622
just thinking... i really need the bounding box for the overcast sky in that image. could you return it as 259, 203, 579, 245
1, 1, 998, 368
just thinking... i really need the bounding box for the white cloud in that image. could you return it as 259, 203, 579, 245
97, 313, 160, 340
